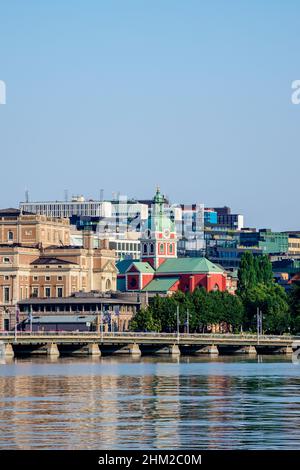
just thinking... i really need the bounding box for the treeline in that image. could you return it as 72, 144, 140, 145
130, 289, 244, 333
130, 253, 300, 334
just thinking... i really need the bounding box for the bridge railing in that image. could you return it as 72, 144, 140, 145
0, 331, 297, 341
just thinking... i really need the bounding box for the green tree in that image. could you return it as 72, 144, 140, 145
237, 252, 257, 293
289, 284, 300, 333
130, 307, 161, 332
243, 283, 290, 334
258, 254, 274, 285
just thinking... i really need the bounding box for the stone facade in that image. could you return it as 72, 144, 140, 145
0, 210, 117, 330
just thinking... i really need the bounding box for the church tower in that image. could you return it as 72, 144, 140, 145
140, 187, 177, 269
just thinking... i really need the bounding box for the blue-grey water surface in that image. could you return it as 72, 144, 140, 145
0, 355, 300, 450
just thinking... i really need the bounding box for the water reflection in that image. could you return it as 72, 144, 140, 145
0, 356, 300, 449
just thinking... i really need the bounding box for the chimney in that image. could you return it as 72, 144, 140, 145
83, 230, 94, 252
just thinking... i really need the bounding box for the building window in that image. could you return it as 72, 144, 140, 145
7, 231, 13, 242
129, 277, 137, 289
3, 257, 10, 264
57, 276, 63, 281
213, 283, 219, 291
45, 287, 51, 298
4, 275, 9, 281
143, 243, 148, 254
169, 243, 173, 254
32, 287, 39, 298
105, 279, 111, 291
159, 243, 164, 254
150, 243, 154, 254
57, 287, 63, 298
33, 276, 38, 281
3, 287, 10, 303
45, 276, 51, 281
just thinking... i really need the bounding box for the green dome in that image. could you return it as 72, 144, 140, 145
145, 187, 175, 233
153, 187, 165, 204
147, 213, 175, 232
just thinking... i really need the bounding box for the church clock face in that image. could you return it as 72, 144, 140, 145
163, 228, 170, 239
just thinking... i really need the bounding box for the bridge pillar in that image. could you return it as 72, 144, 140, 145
234, 345, 257, 355
0, 343, 14, 358
194, 345, 219, 355
88, 343, 101, 357
169, 344, 181, 356
128, 343, 141, 356
46, 343, 60, 357
277, 345, 293, 354
112, 343, 141, 356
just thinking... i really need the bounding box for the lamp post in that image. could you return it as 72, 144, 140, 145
177, 305, 180, 342
186, 309, 189, 335
257, 308, 263, 344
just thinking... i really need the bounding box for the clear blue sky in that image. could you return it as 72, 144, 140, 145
0, 1, 299, 230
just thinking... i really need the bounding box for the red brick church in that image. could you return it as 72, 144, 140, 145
117, 188, 236, 295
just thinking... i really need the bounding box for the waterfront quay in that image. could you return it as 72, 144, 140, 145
0, 332, 297, 358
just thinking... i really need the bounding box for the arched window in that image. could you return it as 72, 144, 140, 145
150, 243, 154, 254
129, 277, 137, 288
159, 243, 164, 254
169, 243, 173, 254
143, 243, 148, 254
213, 283, 219, 291
7, 231, 13, 242
105, 279, 111, 291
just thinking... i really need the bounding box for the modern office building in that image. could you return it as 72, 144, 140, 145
205, 206, 244, 230
204, 209, 218, 225
239, 229, 289, 254
20, 195, 112, 219
177, 203, 205, 257
70, 229, 141, 261
286, 232, 300, 256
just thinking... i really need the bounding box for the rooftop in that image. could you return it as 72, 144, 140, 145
156, 257, 224, 274
127, 261, 154, 274
23, 315, 96, 324
142, 277, 179, 292
31, 257, 78, 266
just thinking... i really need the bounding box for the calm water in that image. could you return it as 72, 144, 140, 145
0, 355, 300, 450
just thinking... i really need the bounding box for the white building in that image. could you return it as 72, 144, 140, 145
20, 196, 112, 218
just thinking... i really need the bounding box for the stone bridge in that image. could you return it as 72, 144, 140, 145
0, 332, 298, 357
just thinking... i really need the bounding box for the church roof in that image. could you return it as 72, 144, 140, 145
156, 257, 224, 274
127, 261, 154, 274
142, 277, 179, 292
116, 259, 136, 275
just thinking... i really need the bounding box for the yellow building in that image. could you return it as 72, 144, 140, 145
0, 209, 116, 330
288, 235, 300, 255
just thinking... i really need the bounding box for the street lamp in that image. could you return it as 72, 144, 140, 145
257, 307, 263, 343
186, 309, 189, 335
176, 305, 180, 342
